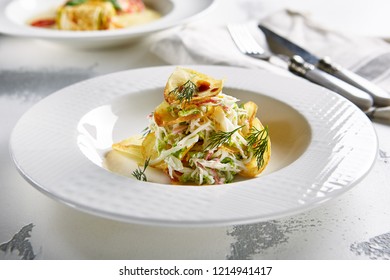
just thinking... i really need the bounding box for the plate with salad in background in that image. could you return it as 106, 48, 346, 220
0, 0, 217, 47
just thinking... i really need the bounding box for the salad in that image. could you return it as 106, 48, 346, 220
29, 0, 160, 31
112, 67, 271, 185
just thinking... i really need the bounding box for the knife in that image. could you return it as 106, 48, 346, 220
228, 23, 373, 111
287, 55, 373, 111
258, 24, 390, 107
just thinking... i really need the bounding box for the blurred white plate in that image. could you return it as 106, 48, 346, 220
10, 65, 377, 227
0, 0, 217, 47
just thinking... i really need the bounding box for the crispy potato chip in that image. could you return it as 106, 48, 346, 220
141, 132, 157, 161
243, 101, 258, 123
104, 150, 142, 176
154, 101, 203, 127
240, 117, 271, 177
239, 101, 258, 136
219, 144, 241, 155
209, 106, 227, 132
141, 132, 167, 170
153, 101, 176, 126
164, 67, 223, 105
112, 134, 143, 158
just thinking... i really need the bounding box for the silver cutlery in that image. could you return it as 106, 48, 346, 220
259, 24, 390, 107
227, 23, 374, 111
227, 23, 390, 121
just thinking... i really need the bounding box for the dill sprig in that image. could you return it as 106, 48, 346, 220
66, 0, 121, 9
132, 158, 150, 182
141, 126, 151, 138
206, 126, 244, 150
108, 0, 122, 10
169, 80, 197, 103
65, 0, 87, 6
246, 126, 269, 169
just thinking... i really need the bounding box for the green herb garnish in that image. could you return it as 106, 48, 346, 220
107, 0, 122, 10
141, 127, 151, 138
65, 0, 87, 6
169, 80, 197, 103
246, 126, 269, 169
206, 126, 244, 150
132, 158, 150, 181
65, 0, 122, 10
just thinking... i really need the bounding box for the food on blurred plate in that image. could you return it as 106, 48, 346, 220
108, 67, 271, 185
29, 0, 160, 30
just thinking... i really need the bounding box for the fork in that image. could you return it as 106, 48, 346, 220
227, 23, 287, 67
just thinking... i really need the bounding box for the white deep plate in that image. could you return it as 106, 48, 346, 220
0, 0, 217, 47
10, 65, 378, 227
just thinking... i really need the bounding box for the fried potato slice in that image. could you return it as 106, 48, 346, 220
154, 101, 202, 127
239, 101, 259, 136
141, 132, 167, 170
141, 132, 158, 161
164, 67, 223, 105
112, 134, 143, 161
240, 117, 271, 177
208, 106, 227, 132
243, 101, 258, 123
154, 101, 176, 126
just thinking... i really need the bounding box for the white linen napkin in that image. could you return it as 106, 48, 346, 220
149, 22, 289, 77
260, 10, 390, 91
150, 9, 390, 92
